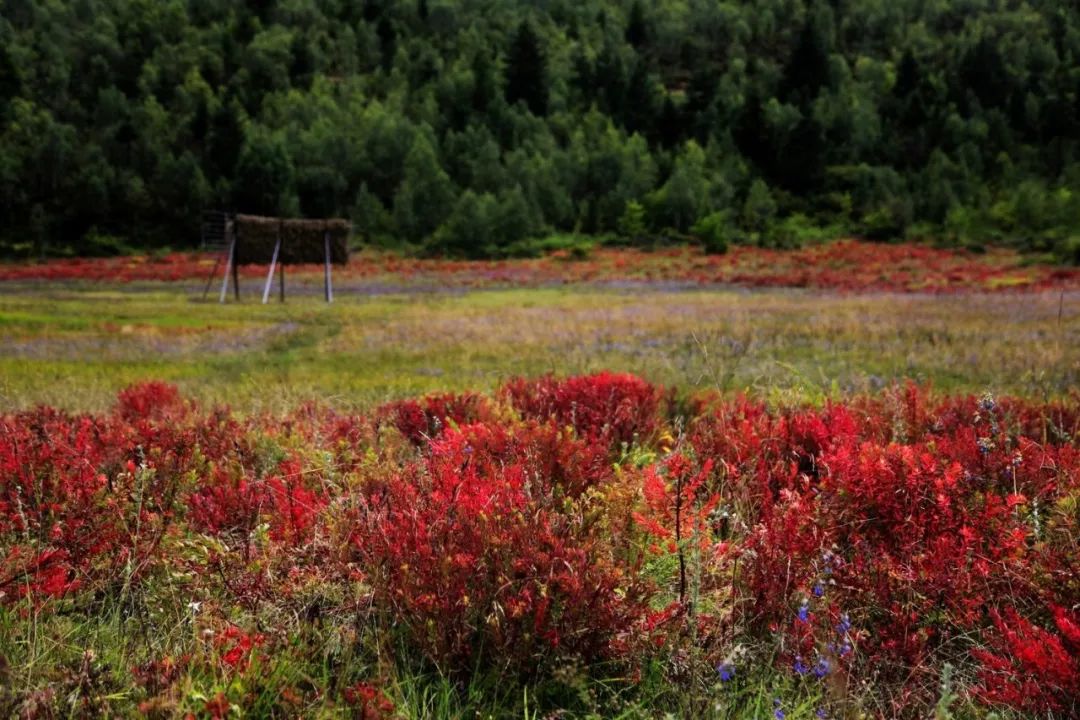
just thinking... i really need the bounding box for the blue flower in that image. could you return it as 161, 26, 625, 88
717, 662, 735, 682
816, 709, 827, 719
794, 656, 809, 675
813, 582, 825, 598
836, 613, 851, 634
797, 599, 810, 622
813, 657, 831, 678
840, 641, 852, 657
773, 699, 785, 719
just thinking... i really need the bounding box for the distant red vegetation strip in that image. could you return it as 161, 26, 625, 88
2, 374, 1079, 716
2, 240, 1078, 292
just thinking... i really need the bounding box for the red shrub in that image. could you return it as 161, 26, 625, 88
342, 681, 395, 718
502, 371, 665, 446
116, 381, 185, 422
348, 422, 651, 672
973, 606, 1080, 714
683, 383, 1080, 706
187, 459, 324, 547
187, 466, 268, 540
511, 420, 613, 496
412, 419, 613, 497
0, 409, 121, 599
1, 375, 1078, 718
214, 625, 265, 672
378, 391, 494, 445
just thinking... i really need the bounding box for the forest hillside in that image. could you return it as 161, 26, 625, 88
2, 0, 1079, 259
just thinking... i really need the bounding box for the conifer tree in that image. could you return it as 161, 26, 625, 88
625, 1, 649, 49
505, 21, 549, 116
780, 13, 832, 108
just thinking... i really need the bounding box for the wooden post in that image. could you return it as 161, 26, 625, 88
206, 217, 233, 300
202, 252, 223, 300
232, 245, 240, 300
323, 230, 333, 303
262, 230, 281, 304
219, 235, 236, 303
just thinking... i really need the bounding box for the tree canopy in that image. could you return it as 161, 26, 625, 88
2, 0, 1079, 259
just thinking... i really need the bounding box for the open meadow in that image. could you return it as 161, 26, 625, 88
2, 245, 1079, 720
2, 243, 1078, 412
8, 0, 1080, 715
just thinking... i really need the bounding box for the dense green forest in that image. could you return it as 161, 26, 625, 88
2, 0, 1080, 259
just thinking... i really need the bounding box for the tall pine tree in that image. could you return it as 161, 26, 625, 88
625, 2, 649, 49
504, 21, 549, 116
780, 14, 832, 109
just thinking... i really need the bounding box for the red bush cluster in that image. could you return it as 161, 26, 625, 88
116, 380, 185, 421
673, 388, 1080, 712
1, 375, 1078, 717
378, 391, 495, 445
502, 371, 666, 446
348, 420, 650, 672
972, 605, 1080, 713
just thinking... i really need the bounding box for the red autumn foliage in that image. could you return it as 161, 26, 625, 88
972, 605, 1080, 713
202, 692, 231, 720
1, 374, 1078, 717
342, 681, 396, 718
187, 459, 324, 546
502, 371, 665, 446
214, 625, 265, 671
116, 381, 185, 422
377, 391, 494, 445
2, 241, 1079, 293
677, 385, 1080, 710
347, 420, 650, 672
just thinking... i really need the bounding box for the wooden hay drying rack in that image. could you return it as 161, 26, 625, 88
201, 212, 350, 303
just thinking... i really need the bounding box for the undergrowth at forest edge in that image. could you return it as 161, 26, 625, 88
2, 374, 1078, 718
2, 241, 1079, 294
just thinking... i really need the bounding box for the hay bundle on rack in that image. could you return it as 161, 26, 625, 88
233, 215, 351, 265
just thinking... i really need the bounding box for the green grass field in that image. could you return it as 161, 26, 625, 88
1, 283, 1077, 413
